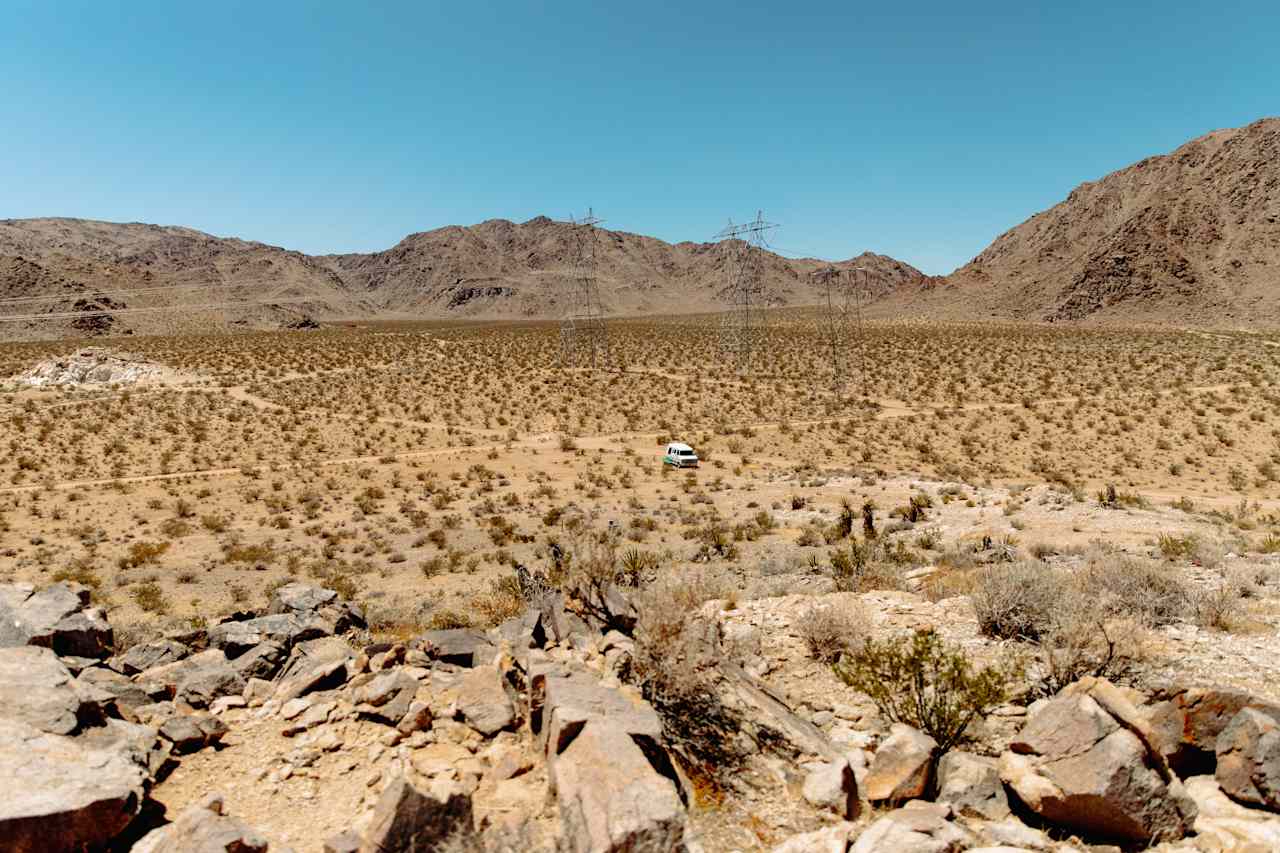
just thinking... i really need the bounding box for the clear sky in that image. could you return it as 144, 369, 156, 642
2, 1, 1276, 274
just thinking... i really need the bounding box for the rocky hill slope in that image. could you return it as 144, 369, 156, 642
885, 118, 1280, 326
0, 216, 923, 340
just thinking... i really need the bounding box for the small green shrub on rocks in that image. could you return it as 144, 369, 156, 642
833, 627, 1015, 753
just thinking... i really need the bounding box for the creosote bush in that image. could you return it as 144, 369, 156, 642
798, 601, 870, 663
833, 627, 1016, 753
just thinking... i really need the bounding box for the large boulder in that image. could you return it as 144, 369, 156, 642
1000, 677, 1197, 843
358, 775, 474, 853
848, 800, 972, 853
0, 582, 112, 658
417, 629, 498, 668
267, 582, 363, 635
133, 793, 270, 852
802, 758, 860, 820
530, 671, 661, 763
1216, 705, 1280, 811
936, 750, 1009, 820
113, 639, 191, 676
552, 719, 687, 853
0, 718, 149, 853
208, 615, 308, 658
864, 724, 937, 805
0, 645, 100, 735
1146, 686, 1279, 776
456, 666, 517, 737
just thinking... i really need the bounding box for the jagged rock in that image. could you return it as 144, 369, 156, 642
0, 717, 149, 853
76, 666, 151, 716
864, 724, 937, 804
274, 637, 352, 701
232, 641, 288, 680
0, 582, 113, 658
132, 793, 270, 852
1146, 687, 1278, 776
530, 671, 661, 763
848, 800, 972, 853
174, 653, 246, 709
1184, 773, 1280, 850
936, 750, 1009, 820
1216, 706, 1280, 811
114, 639, 191, 675
358, 775, 474, 853
397, 701, 433, 736
551, 719, 686, 853
0, 645, 100, 735
356, 672, 419, 726
802, 758, 860, 819
456, 666, 516, 736
209, 615, 311, 658
268, 583, 363, 635
79, 717, 173, 782
417, 629, 498, 668
974, 818, 1055, 851
771, 822, 854, 853
159, 712, 228, 754
1000, 677, 1197, 843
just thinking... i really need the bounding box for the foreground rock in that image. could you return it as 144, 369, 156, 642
864, 723, 936, 804
849, 800, 972, 853
359, 775, 474, 853
0, 582, 112, 658
0, 645, 102, 735
0, 718, 150, 853
1216, 705, 1280, 811
133, 794, 271, 853
1000, 677, 1197, 843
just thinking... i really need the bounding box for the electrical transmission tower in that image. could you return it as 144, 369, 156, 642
714, 211, 778, 371
559, 208, 611, 370
815, 265, 870, 399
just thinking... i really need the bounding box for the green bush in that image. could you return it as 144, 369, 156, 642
833, 628, 1015, 753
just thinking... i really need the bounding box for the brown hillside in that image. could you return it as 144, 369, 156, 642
889, 118, 1280, 327
0, 216, 923, 340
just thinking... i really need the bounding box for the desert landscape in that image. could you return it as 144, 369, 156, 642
4, 78, 1280, 853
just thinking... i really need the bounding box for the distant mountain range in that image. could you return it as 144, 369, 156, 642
2, 116, 1277, 340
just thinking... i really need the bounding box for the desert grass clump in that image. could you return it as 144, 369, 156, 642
833, 627, 1017, 754
970, 561, 1062, 641
130, 581, 170, 615
798, 601, 871, 663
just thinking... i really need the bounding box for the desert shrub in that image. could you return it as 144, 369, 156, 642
119, 540, 170, 569
1191, 581, 1246, 632
469, 578, 526, 627
1075, 555, 1189, 627
798, 601, 871, 663
971, 561, 1065, 641
829, 540, 906, 593
131, 581, 170, 614
1157, 532, 1199, 560
834, 627, 1016, 754
921, 567, 976, 602
427, 609, 473, 630
52, 557, 102, 591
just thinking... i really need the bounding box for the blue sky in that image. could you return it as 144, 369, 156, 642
2, 1, 1276, 273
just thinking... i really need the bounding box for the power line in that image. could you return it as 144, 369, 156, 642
559, 209, 612, 371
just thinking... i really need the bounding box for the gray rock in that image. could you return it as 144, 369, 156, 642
0, 582, 113, 658
802, 759, 860, 820
358, 775, 474, 853
864, 724, 937, 805
79, 717, 173, 782
232, 641, 287, 680
1000, 677, 1197, 843
324, 830, 362, 853
175, 653, 246, 709
936, 751, 1009, 820
355, 672, 419, 726
0, 717, 149, 853
417, 629, 497, 668
113, 639, 191, 676
76, 666, 151, 716
1183, 773, 1280, 850
0, 645, 96, 735
456, 667, 516, 737
849, 800, 971, 853
552, 720, 686, 853
132, 793, 270, 852
159, 712, 228, 754
268, 583, 363, 634
208, 614, 305, 658
1216, 705, 1280, 811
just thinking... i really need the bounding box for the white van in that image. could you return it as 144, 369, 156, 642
663, 442, 699, 468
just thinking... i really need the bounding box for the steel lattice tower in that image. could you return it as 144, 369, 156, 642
559, 209, 610, 370
714, 211, 777, 372
816, 265, 870, 399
